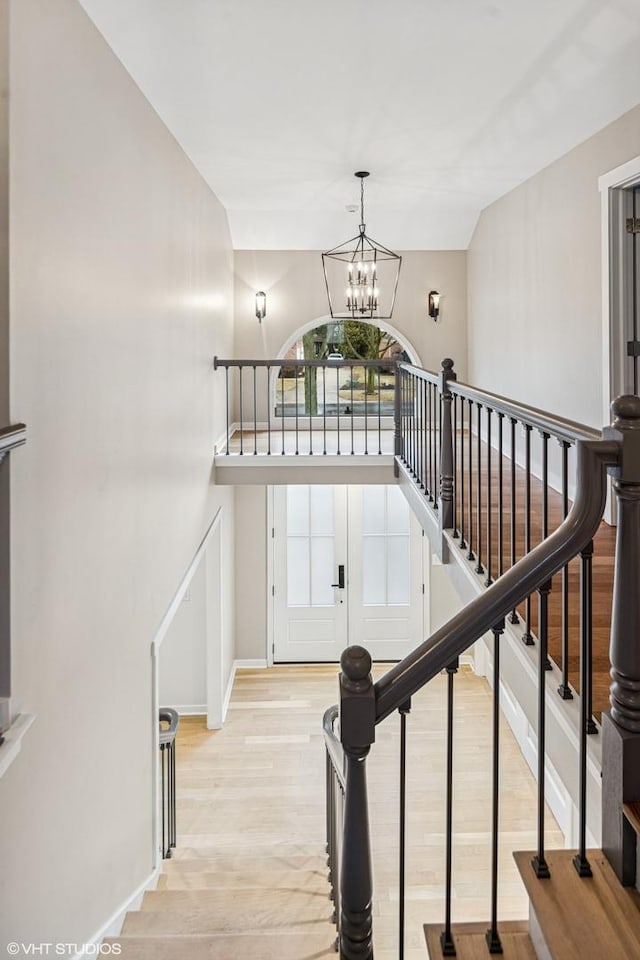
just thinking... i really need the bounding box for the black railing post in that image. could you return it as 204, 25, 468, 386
439, 359, 457, 533
339, 646, 376, 960
602, 396, 640, 885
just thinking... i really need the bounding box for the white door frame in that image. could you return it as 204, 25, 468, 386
599, 154, 640, 523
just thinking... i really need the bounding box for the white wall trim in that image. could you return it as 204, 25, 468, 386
274, 314, 422, 368
166, 704, 207, 716
81, 863, 160, 956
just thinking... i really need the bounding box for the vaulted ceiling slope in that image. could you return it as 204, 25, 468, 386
78, 0, 640, 250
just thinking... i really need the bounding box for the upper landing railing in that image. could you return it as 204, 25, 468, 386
214, 357, 399, 456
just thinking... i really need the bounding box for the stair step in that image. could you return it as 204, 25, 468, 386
157, 867, 327, 891
164, 852, 323, 872
514, 849, 640, 959
122, 909, 332, 936
623, 801, 640, 837
103, 932, 336, 959
424, 921, 534, 959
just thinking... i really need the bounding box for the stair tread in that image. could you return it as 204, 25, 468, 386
424, 921, 534, 960
104, 932, 335, 959
514, 849, 640, 960
124, 895, 332, 935
157, 868, 327, 891
623, 801, 640, 837
164, 853, 323, 872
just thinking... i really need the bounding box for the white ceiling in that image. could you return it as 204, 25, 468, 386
78, 0, 640, 250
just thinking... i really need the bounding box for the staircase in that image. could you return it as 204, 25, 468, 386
105, 850, 334, 958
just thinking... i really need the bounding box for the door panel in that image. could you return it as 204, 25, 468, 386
347, 485, 423, 659
273, 485, 348, 662
273, 484, 424, 663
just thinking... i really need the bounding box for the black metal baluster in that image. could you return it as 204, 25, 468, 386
225, 366, 230, 455
253, 365, 258, 455
364, 365, 368, 455
584, 541, 597, 735
350, 364, 354, 455
574, 541, 594, 877
281, 369, 285, 455
522, 425, 534, 644
378, 365, 382, 455
295, 364, 299, 455
532, 574, 551, 879
418, 378, 424, 488
336, 365, 341, 455
160, 742, 167, 858
170, 737, 176, 852
486, 621, 505, 954
558, 442, 572, 698
425, 381, 432, 498
323, 364, 327, 456
540, 433, 552, 670
452, 394, 459, 537
413, 375, 417, 476
459, 395, 466, 550
399, 699, 411, 960
440, 658, 458, 957
467, 398, 475, 561
309, 362, 314, 456
475, 404, 484, 575
266, 364, 272, 455
416, 376, 420, 478
435, 390, 441, 514
485, 408, 493, 586
498, 413, 504, 577
434, 384, 439, 502
239, 366, 244, 455
509, 419, 518, 622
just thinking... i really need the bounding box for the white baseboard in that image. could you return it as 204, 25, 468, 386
222, 659, 268, 724
82, 864, 160, 957
170, 705, 207, 716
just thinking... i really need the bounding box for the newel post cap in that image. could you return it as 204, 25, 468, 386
605, 395, 640, 482
339, 646, 375, 750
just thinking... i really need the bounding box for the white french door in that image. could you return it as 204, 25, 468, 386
272, 484, 423, 662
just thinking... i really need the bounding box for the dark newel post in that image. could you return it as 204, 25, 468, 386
394, 362, 402, 477
339, 646, 376, 960
439, 359, 457, 531
602, 396, 640, 885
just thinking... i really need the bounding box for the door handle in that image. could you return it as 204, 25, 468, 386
331, 564, 345, 589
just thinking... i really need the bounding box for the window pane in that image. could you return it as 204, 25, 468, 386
310, 486, 334, 536
287, 485, 309, 536
287, 538, 310, 606
311, 537, 335, 606
362, 536, 386, 605
387, 485, 410, 534
362, 486, 385, 535
387, 536, 410, 604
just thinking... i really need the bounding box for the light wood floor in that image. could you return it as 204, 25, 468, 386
170, 666, 563, 960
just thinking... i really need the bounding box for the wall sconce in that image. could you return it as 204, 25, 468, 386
428, 290, 440, 321
255, 290, 267, 322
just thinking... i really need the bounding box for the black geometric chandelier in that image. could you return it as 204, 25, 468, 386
322, 171, 402, 321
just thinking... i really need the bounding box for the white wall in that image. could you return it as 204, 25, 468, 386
235, 486, 268, 661
468, 102, 640, 429
3, 0, 234, 942
159, 557, 207, 712
233, 249, 467, 376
